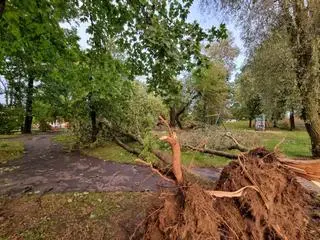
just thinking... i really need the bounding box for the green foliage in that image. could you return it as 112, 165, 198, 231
192, 62, 229, 123
0, 104, 23, 134
246, 31, 299, 121
233, 71, 262, 121
117, 83, 168, 137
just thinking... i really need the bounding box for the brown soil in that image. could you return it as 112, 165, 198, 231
143, 148, 320, 240
0, 134, 172, 196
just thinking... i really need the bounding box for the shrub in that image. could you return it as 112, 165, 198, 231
0, 105, 24, 134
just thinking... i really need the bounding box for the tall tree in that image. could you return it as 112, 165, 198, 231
0, 0, 79, 133
247, 31, 300, 129
202, 0, 320, 156
192, 62, 229, 124
234, 70, 262, 128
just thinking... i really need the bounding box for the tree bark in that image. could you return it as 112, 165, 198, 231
273, 120, 277, 128
169, 107, 177, 128
289, 110, 295, 131
282, 0, 320, 157
160, 132, 183, 184
249, 119, 252, 128
0, 0, 5, 17
88, 92, 98, 142
185, 145, 238, 159
22, 76, 34, 134
90, 108, 98, 142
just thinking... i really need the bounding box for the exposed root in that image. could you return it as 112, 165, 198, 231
142, 148, 319, 240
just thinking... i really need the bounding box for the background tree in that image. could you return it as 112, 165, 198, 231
192, 62, 229, 124
247, 31, 300, 129
0, 0, 79, 133
202, 0, 320, 156
233, 70, 262, 128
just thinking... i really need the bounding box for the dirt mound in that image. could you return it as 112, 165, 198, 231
143, 148, 320, 240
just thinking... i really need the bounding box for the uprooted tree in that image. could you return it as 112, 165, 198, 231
136, 116, 320, 239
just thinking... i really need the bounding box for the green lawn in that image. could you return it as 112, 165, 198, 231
225, 120, 311, 158
52, 134, 78, 152
83, 142, 137, 164
0, 140, 24, 164
0, 133, 21, 139
259, 130, 311, 157
84, 141, 230, 167
53, 133, 230, 168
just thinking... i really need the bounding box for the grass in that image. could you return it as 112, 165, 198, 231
53, 133, 230, 168
0, 132, 21, 139
52, 134, 78, 152
84, 141, 230, 168
0, 140, 24, 164
181, 151, 230, 168
0, 191, 153, 240
225, 120, 311, 158
83, 142, 137, 164
259, 130, 311, 157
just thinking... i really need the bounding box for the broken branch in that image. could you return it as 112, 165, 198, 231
185, 144, 238, 159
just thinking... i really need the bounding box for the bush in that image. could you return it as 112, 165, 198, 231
0, 105, 24, 134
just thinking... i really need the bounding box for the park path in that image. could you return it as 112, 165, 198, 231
0, 134, 181, 196
1, 134, 319, 196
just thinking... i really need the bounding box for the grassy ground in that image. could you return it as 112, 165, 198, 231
53, 120, 311, 169
0, 191, 153, 240
83, 142, 137, 164
84, 141, 230, 167
0, 140, 24, 164
53, 134, 230, 168
225, 120, 311, 157
52, 134, 78, 152
0, 133, 21, 139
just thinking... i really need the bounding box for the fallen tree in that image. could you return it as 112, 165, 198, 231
185, 144, 238, 159
126, 117, 320, 239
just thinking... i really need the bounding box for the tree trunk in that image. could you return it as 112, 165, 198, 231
22, 76, 34, 134
169, 107, 177, 128
305, 121, 320, 157
289, 110, 295, 131
90, 109, 98, 142
273, 120, 277, 128
282, 0, 320, 156
249, 119, 252, 128
0, 0, 5, 17
88, 92, 98, 142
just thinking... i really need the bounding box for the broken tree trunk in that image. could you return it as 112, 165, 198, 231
224, 133, 249, 152
185, 145, 238, 159
159, 116, 184, 184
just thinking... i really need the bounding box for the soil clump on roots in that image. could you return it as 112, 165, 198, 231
142, 148, 320, 240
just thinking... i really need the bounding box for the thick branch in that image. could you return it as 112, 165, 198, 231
225, 133, 249, 152
114, 137, 141, 155
160, 133, 183, 184
185, 144, 238, 159
115, 134, 171, 165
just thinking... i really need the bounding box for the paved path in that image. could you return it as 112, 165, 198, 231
0, 134, 175, 196
1, 134, 319, 196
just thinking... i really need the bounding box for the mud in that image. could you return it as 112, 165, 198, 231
143, 148, 320, 240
